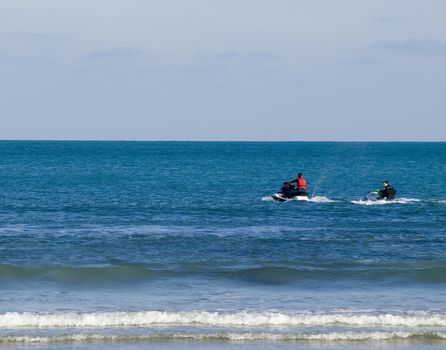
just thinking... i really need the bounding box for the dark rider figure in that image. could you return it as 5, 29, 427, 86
379, 181, 396, 200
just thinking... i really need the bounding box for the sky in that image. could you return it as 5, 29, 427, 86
1, 0, 445, 141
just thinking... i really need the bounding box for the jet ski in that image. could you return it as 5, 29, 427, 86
272, 192, 309, 202
271, 181, 310, 202
272, 181, 310, 202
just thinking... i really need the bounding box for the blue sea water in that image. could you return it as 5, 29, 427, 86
0, 141, 446, 349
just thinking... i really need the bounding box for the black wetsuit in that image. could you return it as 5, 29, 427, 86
379, 186, 396, 200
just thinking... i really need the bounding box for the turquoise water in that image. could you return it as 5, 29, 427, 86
0, 141, 446, 349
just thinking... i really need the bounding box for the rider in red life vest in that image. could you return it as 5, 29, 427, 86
290, 173, 308, 196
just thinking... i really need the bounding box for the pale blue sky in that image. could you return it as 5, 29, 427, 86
1, 0, 445, 140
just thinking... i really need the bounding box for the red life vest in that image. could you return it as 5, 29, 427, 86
297, 177, 307, 190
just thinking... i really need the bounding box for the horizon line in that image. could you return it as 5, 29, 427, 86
0, 139, 445, 143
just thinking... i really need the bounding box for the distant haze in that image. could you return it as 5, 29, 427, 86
1, 0, 445, 141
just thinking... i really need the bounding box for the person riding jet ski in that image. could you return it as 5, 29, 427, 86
272, 173, 309, 202
289, 173, 308, 197
363, 181, 397, 201
379, 181, 396, 200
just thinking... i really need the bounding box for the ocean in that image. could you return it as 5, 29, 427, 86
0, 141, 445, 349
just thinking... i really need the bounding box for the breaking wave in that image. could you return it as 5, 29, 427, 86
3, 310, 446, 328
3, 311, 446, 344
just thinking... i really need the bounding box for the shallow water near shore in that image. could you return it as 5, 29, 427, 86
0, 141, 445, 349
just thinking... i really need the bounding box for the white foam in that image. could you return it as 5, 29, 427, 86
262, 195, 336, 203
308, 196, 337, 203
0, 331, 445, 343
351, 198, 421, 206
2, 311, 446, 328
394, 198, 421, 203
